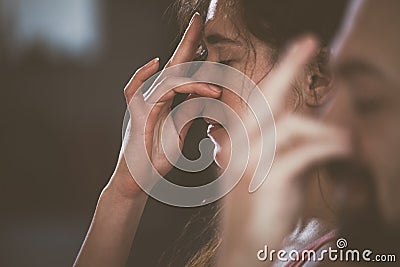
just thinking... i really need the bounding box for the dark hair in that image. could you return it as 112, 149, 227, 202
170, 1, 349, 266
175, 0, 348, 109
242, 0, 348, 54
176, 0, 348, 57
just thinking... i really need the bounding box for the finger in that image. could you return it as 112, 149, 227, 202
166, 12, 203, 67
172, 94, 205, 142
234, 36, 318, 144
247, 116, 349, 192
249, 134, 350, 200
167, 83, 221, 101
144, 76, 221, 103
275, 116, 349, 154
124, 57, 160, 102
257, 36, 318, 116
146, 13, 202, 105
270, 138, 351, 188
247, 139, 349, 247
177, 119, 194, 148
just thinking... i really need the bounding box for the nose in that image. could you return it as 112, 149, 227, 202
325, 84, 355, 129
325, 84, 362, 157
204, 46, 218, 63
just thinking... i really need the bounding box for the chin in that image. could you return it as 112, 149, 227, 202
211, 139, 231, 171
213, 150, 225, 170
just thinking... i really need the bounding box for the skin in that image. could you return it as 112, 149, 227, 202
224, 0, 400, 266
77, 0, 400, 265
201, 1, 272, 169
203, 0, 338, 178
74, 0, 349, 266
74, 13, 222, 267
202, 2, 347, 266
215, 37, 350, 267
331, 0, 400, 225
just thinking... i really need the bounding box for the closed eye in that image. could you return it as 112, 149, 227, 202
219, 60, 233, 66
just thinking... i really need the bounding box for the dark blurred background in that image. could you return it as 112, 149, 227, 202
0, 0, 216, 266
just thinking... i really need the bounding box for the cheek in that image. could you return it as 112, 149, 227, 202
357, 115, 400, 217
219, 88, 247, 118
358, 113, 399, 174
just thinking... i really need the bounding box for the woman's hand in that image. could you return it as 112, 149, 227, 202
74, 13, 223, 267
217, 36, 350, 266
108, 13, 222, 199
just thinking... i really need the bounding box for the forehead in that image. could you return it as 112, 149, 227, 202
334, 0, 400, 83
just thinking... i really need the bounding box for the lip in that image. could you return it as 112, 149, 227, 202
207, 123, 222, 135
203, 117, 221, 126
205, 118, 224, 137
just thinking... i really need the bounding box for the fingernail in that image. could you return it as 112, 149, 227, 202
144, 57, 159, 68
189, 12, 200, 27
290, 35, 317, 54
208, 84, 222, 93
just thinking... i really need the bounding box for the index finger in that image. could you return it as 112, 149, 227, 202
258, 35, 319, 116
233, 36, 319, 144
166, 12, 203, 67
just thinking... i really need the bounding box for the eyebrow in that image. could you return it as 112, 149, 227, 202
335, 60, 384, 80
205, 33, 243, 46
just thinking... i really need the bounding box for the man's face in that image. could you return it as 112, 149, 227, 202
331, 0, 400, 225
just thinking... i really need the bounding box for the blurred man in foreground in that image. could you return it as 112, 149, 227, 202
324, 0, 400, 263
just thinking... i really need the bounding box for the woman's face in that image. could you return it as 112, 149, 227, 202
202, 0, 280, 168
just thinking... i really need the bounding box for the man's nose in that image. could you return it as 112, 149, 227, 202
325, 85, 362, 157
325, 85, 355, 129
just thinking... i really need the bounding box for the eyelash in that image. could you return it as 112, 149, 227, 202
195, 43, 235, 66
219, 60, 233, 66
196, 43, 208, 61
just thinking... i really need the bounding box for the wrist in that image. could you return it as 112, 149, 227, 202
107, 155, 148, 200
105, 167, 148, 201
103, 180, 148, 204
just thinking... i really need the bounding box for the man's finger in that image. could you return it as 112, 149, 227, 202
258, 36, 318, 116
